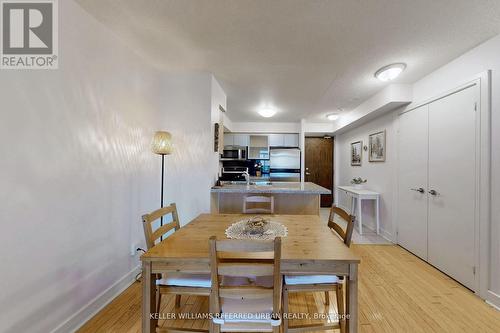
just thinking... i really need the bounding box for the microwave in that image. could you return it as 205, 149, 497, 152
220, 146, 247, 161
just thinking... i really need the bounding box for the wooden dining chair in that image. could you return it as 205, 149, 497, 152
209, 236, 282, 333
142, 203, 211, 332
243, 195, 275, 214
282, 204, 355, 333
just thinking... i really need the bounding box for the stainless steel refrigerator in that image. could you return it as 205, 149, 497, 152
269, 148, 301, 182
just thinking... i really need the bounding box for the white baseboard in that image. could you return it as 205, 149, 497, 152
486, 290, 500, 311
380, 228, 395, 243
51, 265, 141, 333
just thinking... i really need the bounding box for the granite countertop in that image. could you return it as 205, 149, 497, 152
250, 175, 270, 180
211, 182, 331, 194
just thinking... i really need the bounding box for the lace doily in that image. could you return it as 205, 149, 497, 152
225, 218, 288, 240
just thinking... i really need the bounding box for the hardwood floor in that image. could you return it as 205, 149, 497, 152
77, 245, 500, 332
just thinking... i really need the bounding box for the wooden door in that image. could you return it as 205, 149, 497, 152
397, 105, 429, 260
427, 84, 477, 290
305, 137, 333, 207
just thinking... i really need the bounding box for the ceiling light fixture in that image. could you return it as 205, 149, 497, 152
258, 107, 276, 118
375, 63, 406, 82
326, 113, 339, 121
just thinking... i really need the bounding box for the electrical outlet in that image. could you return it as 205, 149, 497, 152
130, 242, 139, 256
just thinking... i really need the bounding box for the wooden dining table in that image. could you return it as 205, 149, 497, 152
141, 214, 361, 333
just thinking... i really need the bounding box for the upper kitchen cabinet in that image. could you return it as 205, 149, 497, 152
233, 134, 249, 147
248, 135, 269, 159
224, 133, 249, 147
224, 133, 234, 146
225, 132, 298, 150
283, 134, 299, 147
268, 133, 299, 147
268, 134, 284, 147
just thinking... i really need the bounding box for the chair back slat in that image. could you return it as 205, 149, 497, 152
209, 236, 282, 326
243, 195, 274, 214
244, 208, 274, 214
218, 263, 274, 277
327, 204, 355, 247
246, 196, 273, 203
330, 223, 346, 240
216, 239, 275, 253
151, 223, 178, 244
142, 203, 180, 249
145, 204, 176, 224
219, 287, 274, 299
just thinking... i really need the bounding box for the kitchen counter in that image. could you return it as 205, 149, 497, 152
211, 182, 330, 194
250, 175, 270, 180
210, 182, 331, 215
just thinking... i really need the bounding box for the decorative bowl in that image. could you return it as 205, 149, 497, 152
245, 216, 270, 235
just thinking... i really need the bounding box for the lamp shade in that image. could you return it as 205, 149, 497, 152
151, 131, 173, 155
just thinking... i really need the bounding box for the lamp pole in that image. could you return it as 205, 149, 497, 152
160, 154, 165, 232
151, 131, 172, 242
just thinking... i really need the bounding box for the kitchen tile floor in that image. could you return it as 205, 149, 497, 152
320, 208, 392, 245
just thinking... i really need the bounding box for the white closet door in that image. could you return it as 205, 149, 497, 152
397, 105, 429, 260
428, 85, 477, 289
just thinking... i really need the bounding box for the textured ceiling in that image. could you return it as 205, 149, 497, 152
77, 0, 500, 122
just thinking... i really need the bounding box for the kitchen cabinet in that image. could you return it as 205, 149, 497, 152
225, 132, 298, 149
248, 135, 269, 159
224, 133, 234, 146
268, 134, 284, 146
284, 134, 299, 147
223, 133, 249, 147
233, 134, 249, 147
268, 133, 299, 147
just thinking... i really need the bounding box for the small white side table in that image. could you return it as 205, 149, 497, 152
336, 186, 380, 235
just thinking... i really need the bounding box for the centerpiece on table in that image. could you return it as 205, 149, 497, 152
225, 216, 287, 240
244, 216, 270, 235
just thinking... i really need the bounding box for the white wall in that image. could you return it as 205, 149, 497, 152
335, 111, 398, 240
409, 34, 500, 306
333, 84, 412, 133
159, 73, 225, 225
227, 121, 300, 133
335, 34, 500, 307
0, 1, 222, 332
211, 76, 227, 179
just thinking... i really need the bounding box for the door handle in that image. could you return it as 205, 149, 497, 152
410, 187, 425, 193
305, 172, 311, 175
428, 189, 438, 196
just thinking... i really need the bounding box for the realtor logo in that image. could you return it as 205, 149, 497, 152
1, 0, 58, 69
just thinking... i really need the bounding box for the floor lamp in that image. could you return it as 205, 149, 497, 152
151, 131, 173, 239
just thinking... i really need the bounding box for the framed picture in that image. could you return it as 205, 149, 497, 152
351, 140, 362, 166
369, 130, 386, 162
214, 123, 220, 152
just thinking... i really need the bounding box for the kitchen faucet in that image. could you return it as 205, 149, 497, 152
242, 171, 250, 186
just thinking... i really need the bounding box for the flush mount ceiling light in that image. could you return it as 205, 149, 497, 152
258, 107, 276, 118
375, 63, 406, 82
326, 113, 339, 121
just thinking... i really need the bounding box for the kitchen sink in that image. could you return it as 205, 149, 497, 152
252, 181, 273, 186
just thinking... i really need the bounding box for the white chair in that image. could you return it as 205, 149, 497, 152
243, 195, 275, 214
209, 236, 282, 333
142, 203, 210, 332
282, 204, 355, 333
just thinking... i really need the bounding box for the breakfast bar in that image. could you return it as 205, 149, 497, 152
210, 182, 330, 215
